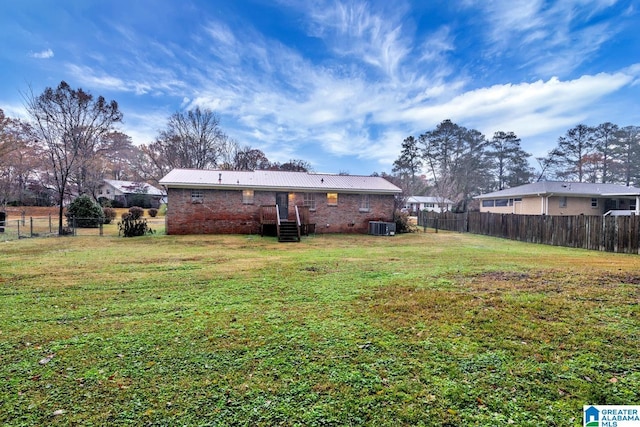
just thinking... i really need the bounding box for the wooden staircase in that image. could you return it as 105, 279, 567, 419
278, 221, 300, 242
260, 204, 302, 242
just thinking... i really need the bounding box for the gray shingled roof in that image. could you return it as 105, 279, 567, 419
475, 181, 640, 199
159, 169, 402, 194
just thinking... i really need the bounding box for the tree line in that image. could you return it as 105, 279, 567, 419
2, 81, 639, 229
0, 81, 310, 232
392, 119, 640, 211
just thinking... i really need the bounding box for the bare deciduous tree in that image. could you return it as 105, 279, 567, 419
24, 81, 122, 233
141, 107, 228, 181
0, 110, 45, 205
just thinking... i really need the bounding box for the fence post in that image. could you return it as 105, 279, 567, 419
99, 222, 103, 237
422, 211, 427, 233
73, 216, 77, 236
434, 217, 438, 233
49, 214, 52, 233
17, 219, 20, 237
30, 217, 33, 237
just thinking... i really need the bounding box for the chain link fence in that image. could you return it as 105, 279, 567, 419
0, 213, 165, 241
0, 215, 58, 241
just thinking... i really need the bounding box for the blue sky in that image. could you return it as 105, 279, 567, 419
1, 0, 639, 175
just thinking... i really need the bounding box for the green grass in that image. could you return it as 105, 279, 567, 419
1, 232, 639, 426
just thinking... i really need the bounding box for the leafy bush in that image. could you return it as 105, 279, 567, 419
147, 208, 158, 218
118, 216, 153, 237
103, 207, 116, 224
394, 209, 412, 233
97, 197, 112, 207
128, 206, 144, 220
159, 203, 167, 216
65, 195, 104, 228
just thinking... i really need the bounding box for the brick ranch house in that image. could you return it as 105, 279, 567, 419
159, 168, 402, 237
475, 181, 640, 216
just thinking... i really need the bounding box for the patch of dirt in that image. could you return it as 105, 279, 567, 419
356, 269, 640, 330
465, 270, 640, 289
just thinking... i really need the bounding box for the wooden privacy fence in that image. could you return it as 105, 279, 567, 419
418, 211, 640, 254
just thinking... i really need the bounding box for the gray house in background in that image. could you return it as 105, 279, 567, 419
97, 180, 165, 208
475, 181, 640, 216
404, 196, 454, 214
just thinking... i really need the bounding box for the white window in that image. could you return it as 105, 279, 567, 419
359, 194, 370, 212
191, 190, 204, 204
243, 189, 254, 204
327, 193, 338, 206
303, 193, 316, 210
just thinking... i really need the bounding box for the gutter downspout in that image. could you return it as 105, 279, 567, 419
539, 193, 550, 215
544, 193, 553, 215
636, 195, 639, 215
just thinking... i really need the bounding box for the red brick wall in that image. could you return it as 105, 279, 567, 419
165, 188, 396, 235
289, 192, 395, 234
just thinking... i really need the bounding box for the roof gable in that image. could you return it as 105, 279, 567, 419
159, 169, 402, 194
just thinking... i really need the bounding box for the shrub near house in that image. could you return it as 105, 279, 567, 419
65, 195, 104, 227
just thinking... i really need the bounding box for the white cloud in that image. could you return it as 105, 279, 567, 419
469, 0, 623, 76
399, 71, 636, 136
0, 102, 28, 121
36, 1, 636, 173
171, 4, 638, 171
30, 49, 54, 59
66, 64, 127, 91
119, 109, 169, 146
419, 26, 454, 63
65, 63, 184, 96
296, 0, 412, 80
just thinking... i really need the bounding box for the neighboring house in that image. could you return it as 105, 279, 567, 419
97, 180, 165, 208
159, 168, 402, 236
475, 181, 640, 216
404, 196, 454, 214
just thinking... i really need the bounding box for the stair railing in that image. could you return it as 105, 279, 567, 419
294, 205, 302, 240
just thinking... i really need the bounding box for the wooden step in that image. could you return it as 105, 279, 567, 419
278, 221, 300, 242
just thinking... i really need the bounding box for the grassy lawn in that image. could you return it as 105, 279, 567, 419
1, 231, 638, 426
